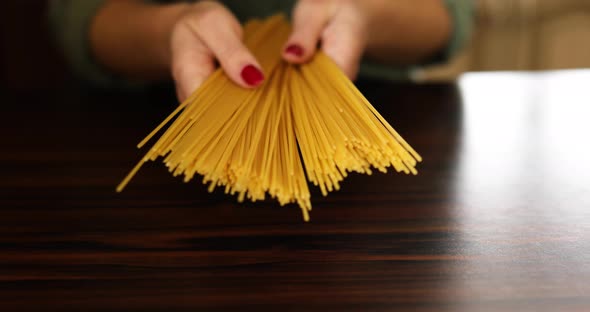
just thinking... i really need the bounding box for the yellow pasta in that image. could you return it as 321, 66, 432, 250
117, 14, 421, 221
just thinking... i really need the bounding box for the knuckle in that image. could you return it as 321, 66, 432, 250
175, 2, 226, 31
300, 0, 329, 5
190, 3, 227, 28
216, 45, 239, 61
171, 62, 187, 82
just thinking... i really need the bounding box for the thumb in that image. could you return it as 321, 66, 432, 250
170, 3, 264, 102
282, 0, 335, 64
170, 25, 216, 102
192, 6, 265, 88
320, 8, 368, 80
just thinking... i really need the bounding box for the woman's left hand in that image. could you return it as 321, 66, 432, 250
282, 0, 453, 80
282, 0, 370, 80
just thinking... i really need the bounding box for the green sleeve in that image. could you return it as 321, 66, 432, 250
359, 0, 475, 80
442, 0, 474, 61
49, 0, 128, 87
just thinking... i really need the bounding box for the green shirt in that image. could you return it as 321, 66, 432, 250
49, 0, 474, 88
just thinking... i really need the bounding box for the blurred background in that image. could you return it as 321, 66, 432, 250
1, 0, 589, 89
0, 1, 68, 90
422, 0, 590, 80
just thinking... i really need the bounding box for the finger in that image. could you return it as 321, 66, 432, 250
170, 26, 215, 102
187, 5, 265, 88
282, 0, 335, 64
321, 9, 367, 79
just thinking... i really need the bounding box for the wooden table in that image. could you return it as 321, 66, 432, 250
1, 71, 589, 311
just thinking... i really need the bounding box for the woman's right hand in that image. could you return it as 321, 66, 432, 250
169, 1, 265, 101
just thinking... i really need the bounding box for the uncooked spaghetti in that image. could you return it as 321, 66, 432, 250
117, 14, 422, 221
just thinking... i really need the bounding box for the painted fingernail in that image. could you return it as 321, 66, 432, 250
241, 64, 265, 86
285, 44, 304, 57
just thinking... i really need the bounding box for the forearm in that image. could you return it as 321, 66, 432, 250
89, 0, 190, 81
364, 0, 452, 65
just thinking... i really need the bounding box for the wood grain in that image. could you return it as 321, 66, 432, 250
1, 72, 589, 311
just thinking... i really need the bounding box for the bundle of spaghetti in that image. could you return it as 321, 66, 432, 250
117, 14, 421, 221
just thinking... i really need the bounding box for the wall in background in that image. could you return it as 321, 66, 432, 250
422, 0, 590, 81
1, 1, 67, 90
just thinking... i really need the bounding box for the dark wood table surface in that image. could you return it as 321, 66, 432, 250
1, 71, 589, 311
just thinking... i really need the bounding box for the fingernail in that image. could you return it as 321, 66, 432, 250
285, 44, 304, 57
241, 64, 265, 86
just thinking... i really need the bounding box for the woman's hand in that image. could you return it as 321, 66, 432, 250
282, 0, 369, 80
90, 0, 264, 102
170, 1, 264, 101
282, 0, 452, 80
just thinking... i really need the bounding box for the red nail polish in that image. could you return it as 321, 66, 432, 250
241, 65, 264, 86
285, 44, 304, 57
